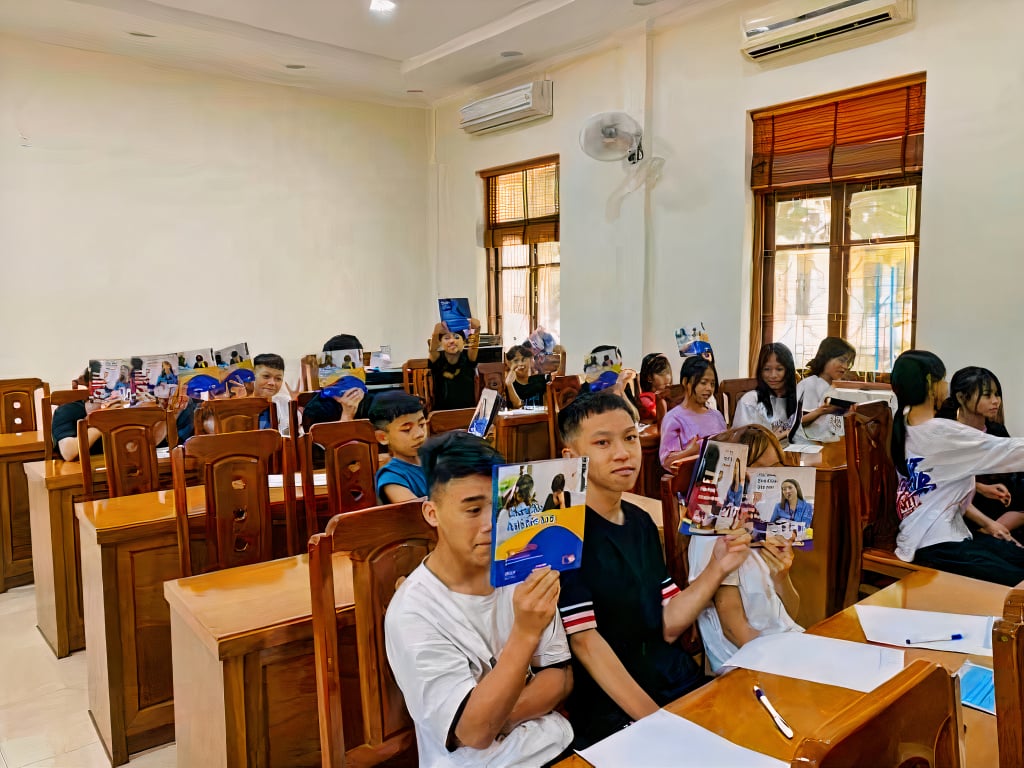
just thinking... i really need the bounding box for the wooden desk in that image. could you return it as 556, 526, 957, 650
810, 568, 1005, 768
0, 431, 44, 593
493, 409, 551, 463
165, 552, 362, 768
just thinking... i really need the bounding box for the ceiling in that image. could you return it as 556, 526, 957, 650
0, 0, 713, 105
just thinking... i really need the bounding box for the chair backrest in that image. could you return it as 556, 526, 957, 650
78, 406, 166, 500
842, 400, 899, 606
710, 423, 787, 467
0, 378, 48, 434
655, 384, 687, 423
476, 362, 506, 401
993, 580, 1024, 768
791, 658, 962, 767
426, 407, 475, 436
300, 354, 321, 391
658, 458, 704, 657
719, 377, 758, 426
289, 391, 319, 436
171, 429, 296, 577
309, 500, 434, 767
301, 420, 380, 537
402, 359, 433, 412
42, 389, 90, 461
546, 374, 583, 459
194, 396, 277, 436
537, 348, 566, 376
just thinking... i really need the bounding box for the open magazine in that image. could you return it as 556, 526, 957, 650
88, 358, 135, 403
491, 457, 589, 587
314, 348, 368, 398
174, 342, 255, 399
582, 348, 622, 391
131, 354, 179, 403
674, 322, 714, 360
468, 388, 503, 438
680, 439, 816, 547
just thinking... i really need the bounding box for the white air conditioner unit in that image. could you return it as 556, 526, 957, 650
459, 81, 553, 134
741, 0, 914, 61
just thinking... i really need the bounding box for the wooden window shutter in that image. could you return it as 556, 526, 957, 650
481, 156, 559, 248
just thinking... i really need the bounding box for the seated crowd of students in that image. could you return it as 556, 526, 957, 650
46, 319, 1024, 762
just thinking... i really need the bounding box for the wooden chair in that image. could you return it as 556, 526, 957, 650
993, 580, 1024, 768
171, 430, 297, 577
719, 377, 757, 426
537, 347, 566, 376
288, 391, 319, 436
546, 374, 583, 459
77, 406, 167, 500
402, 359, 433, 412
841, 400, 923, 605
710, 423, 787, 467
42, 389, 90, 461
301, 354, 322, 391
791, 658, 962, 767
309, 500, 433, 767
0, 378, 48, 434
426, 408, 475, 436
658, 457, 703, 657
194, 396, 277, 436
833, 380, 893, 391
476, 361, 506, 401
655, 384, 687, 423
300, 419, 380, 538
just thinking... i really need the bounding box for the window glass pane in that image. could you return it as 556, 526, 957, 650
849, 185, 917, 240
525, 164, 559, 218
500, 244, 529, 268
846, 244, 914, 373
771, 248, 830, 366
492, 172, 525, 223
537, 264, 560, 341
774, 197, 830, 246
537, 241, 559, 265
500, 266, 531, 345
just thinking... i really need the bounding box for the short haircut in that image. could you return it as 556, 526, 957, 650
558, 391, 636, 443
253, 353, 285, 371
368, 391, 424, 430
419, 431, 504, 497
323, 334, 363, 352
806, 336, 856, 376
504, 343, 535, 362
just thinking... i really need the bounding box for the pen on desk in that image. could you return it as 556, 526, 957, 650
905, 633, 963, 645
753, 685, 793, 739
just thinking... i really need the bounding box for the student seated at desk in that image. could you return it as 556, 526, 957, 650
384, 432, 574, 767
302, 334, 371, 431
556, 392, 750, 748
223, 353, 293, 435
795, 336, 856, 443
688, 530, 802, 673
733, 342, 799, 439
52, 369, 196, 461
659, 356, 726, 471
429, 318, 481, 410
504, 343, 549, 408
637, 353, 673, 423
891, 350, 1024, 586
371, 391, 428, 504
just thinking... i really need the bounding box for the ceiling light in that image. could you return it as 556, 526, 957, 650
128, 31, 157, 38
285, 64, 306, 69
370, 0, 396, 14
406, 89, 423, 93
500, 51, 523, 58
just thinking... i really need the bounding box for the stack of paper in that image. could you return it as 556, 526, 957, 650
855, 605, 995, 656
578, 710, 787, 768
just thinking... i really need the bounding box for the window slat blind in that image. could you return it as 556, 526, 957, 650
751, 76, 925, 191
482, 158, 560, 248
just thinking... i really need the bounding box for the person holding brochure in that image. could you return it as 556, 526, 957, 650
384, 432, 574, 767
504, 344, 549, 408
659, 356, 726, 471
429, 318, 481, 410
637, 353, 673, 423
891, 350, 1024, 586
795, 336, 856, 443
556, 391, 750, 748
733, 343, 799, 438
303, 334, 372, 430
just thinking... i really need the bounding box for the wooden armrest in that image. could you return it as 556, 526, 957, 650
862, 548, 932, 579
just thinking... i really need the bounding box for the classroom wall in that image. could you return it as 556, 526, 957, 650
0, 35, 431, 389
431, 0, 1024, 430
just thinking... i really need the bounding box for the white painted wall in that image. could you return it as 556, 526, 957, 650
0, 35, 431, 390
432, 0, 1024, 429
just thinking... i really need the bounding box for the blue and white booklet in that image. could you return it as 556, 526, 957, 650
438, 297, 472, 335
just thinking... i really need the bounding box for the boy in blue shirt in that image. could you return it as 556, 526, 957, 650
371, 391, 429, 503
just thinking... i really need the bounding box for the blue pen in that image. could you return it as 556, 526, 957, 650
905, 633, 963, 645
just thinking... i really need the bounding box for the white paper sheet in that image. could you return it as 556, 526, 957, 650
855, 604, 995, 657
267, 473, 327, 488
783, 443, 822, 454
577, 709, 787, 768
155, 447, 170, 459
722, 632, 905, 693
498, 406, 548, 416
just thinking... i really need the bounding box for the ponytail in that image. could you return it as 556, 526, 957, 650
889, 350, 946, 476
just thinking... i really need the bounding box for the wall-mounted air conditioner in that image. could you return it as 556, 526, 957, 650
459, 81, 553, 135
741, 0, 914, 61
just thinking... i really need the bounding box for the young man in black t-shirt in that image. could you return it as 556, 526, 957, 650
556, 391, 751, 748
428, 318, 481, 410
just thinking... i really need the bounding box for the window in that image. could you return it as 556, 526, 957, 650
750, 76, 925, 375
480, 156, 560, 345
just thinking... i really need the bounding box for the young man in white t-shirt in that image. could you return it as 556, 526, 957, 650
384, 432, 573, 767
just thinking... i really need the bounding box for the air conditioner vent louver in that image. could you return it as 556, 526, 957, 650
747, 12, 892, 58
459, 81, 553, 135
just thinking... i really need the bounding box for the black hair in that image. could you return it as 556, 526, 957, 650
253, 353, 285, 371
639, 353, 672, 393
551, 473, 566, 492
589, 344, 621, 357
558, 391, 636, 443
419, 431, 504, 496
890, 350, 946, 476
512, 473, 536, 506
679, 356, 718, 398
323, 334, 363, 352
936, 366, 1002, 423
781, 478, 805, 502
504, 344, 535, 362
368, 390, 425, 430
754, 343, 797, 419
806, 337, 857, 377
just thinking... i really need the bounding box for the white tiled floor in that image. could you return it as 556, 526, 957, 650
0, 585, 176, 768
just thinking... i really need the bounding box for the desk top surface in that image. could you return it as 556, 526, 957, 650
0, 430, 45, 457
